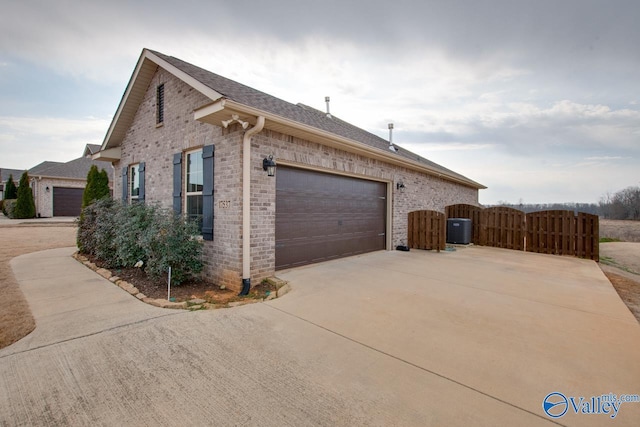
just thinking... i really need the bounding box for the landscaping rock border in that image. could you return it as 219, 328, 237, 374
72, 252, 290, 310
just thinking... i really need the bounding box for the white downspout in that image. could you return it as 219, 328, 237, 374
241, 116, 265, 295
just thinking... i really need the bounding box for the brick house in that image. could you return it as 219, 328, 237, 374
2, 146, 111, 217
0, 168, 25, 200
29, 147, 113, 217
94, 49, 485, 293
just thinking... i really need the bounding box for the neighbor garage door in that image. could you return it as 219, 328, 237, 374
276, 167, 386, 270
53, 187, 84, 217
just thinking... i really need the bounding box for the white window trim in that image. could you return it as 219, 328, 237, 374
129, 163, 140, 202
184, 148, 203, 218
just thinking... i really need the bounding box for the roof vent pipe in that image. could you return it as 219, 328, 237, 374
388, 123, 398, 152
325, 96, 331, 118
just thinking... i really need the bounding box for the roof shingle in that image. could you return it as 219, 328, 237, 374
29, 158, 111, 181
149, 50, 477, 184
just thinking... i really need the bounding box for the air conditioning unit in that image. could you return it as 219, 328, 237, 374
447, 218, 472, 244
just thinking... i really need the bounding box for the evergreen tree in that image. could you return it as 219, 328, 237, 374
14, 172, 35, 219
4, 174, 17, 199
82, 165, 99, 209
82, 165, 110, 209
96, 168, 110, 200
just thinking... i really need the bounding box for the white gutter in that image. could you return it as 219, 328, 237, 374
195, 99, 485, 190
240, 116, 265, 295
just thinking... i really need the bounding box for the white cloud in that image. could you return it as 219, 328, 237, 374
1, 0, 638, 205
0, 116, 110, 169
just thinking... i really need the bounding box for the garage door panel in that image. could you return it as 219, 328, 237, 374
276, 167, 386, 270
275, 233, 386, 269
53, 187, 84, 217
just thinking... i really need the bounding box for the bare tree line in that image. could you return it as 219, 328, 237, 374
487, 186, 640, 220
599, 186, 640, 220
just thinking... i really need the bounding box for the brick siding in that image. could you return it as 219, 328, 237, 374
117, 68, 479, 291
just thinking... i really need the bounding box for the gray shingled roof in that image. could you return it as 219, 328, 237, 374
29, 161, 64, 175
149, 50, 476, 184
29, 157, 112, 181
84, 144, 102, 156
1, 168, 26, 183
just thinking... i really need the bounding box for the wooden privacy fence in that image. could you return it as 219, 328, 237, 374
445, 203, 482, 243
483, 207, 526, 250
526, 210, 599, 260
443, 204, 599, 261
408, 210, 446, 251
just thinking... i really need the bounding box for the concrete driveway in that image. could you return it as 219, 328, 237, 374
1, 247, 639, 426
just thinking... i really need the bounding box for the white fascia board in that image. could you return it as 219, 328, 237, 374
101, 51, 150, 151
144, 50, 224, 102
92, 147, 121, 162
193, 100, 227, 121
199, 99, 484, 189
101, 49, 224, 151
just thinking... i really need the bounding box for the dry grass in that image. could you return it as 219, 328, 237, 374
0, 225, 77, 349
600, 219, 640, 242
598, 220, 640, 323
604, 271, 640, 323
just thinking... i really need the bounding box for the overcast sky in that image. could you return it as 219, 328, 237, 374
1, 0, 638, 204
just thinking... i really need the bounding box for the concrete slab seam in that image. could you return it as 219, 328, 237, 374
264, 304, 566, 427
0, 311, 184, 360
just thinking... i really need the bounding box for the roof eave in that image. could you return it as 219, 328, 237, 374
92, 147, 122, 162
195, 99, 486, 190
29, 175, 93, 182
100, 49, 224, 152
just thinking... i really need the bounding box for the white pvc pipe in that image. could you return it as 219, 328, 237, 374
242, 116, 265, 290
167, 266, 172, 300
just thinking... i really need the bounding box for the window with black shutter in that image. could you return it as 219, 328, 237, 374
173, 145, 214, 240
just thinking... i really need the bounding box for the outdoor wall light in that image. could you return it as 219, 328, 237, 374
221, 114, 249, 129
45, 186, 50, 192
396, 181, 405, 191
263, 155, 277, 177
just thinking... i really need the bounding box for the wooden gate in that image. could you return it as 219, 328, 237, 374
483, 207, 526, 250
408, 210, 446, 251
526, 210, 599, 260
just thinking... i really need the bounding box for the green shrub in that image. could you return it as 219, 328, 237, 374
115, 202, 158, 267
141, 211, 203, 285
77, 199, 203, 285
3, 199, 16, 218
77, 198, 120, 266
13, 172, 35, 219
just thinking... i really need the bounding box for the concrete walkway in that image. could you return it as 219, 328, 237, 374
0, 215, 78, 226
1, 247, 639, 426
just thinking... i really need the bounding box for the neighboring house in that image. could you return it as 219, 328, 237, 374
0, 168, 26, 200
83, 144, 102, 158
29, 147, 113, 217
94, 48, 485, 292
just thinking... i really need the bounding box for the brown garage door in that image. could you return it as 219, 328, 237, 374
276, 167, 386, 270
53, 187, 84, 217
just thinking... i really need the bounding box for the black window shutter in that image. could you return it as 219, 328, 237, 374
121, 166, 128, 204
138, 162, 145, 202
202, 144, 215, 241
172, 153, 182, 214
